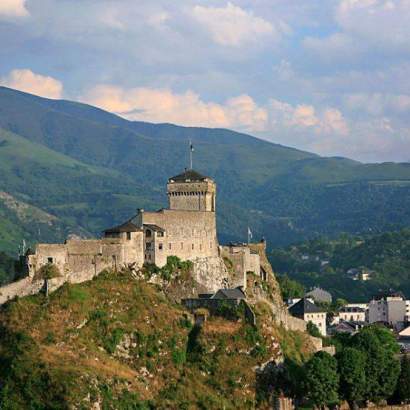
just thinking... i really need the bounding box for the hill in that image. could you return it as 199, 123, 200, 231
0, 269, 313, 409
271, 229, 410, 301
1, 86, 410, 255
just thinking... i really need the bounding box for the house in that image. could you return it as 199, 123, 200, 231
289, 298, 327, 336
339, 306, 366, 322
305, 287, 332, 304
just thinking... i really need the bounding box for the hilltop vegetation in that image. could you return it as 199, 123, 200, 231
0, 269, 314, 409
1, 86, 410, 255
271, 229, 410, 301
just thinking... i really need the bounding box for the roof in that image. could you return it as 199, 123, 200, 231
305, 287, 332, 303
169, 169, 209, 182
143, 224, 165, 233
212, 288, 246, 300
340, 306, 366, 313
373, 289, 405, 301
289, 298, 326, 317
104, 221, 140, 234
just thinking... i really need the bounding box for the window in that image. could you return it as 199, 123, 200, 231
181, 242, 184, 250
145, 229, 152, 237
157, 231, 164, 237
169, 243, 172, 250
159, 243, 163, 250
126, 232, 131, 240
47, 257, 53, 263
192, 244, 194, 250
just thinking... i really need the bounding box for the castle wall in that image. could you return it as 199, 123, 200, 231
27, 233, 144, 282
136, 209, 218, 267
220, 245, 261, 289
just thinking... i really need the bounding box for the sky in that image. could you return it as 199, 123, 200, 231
1, 0, 410, 163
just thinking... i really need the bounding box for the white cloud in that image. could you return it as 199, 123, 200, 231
192, 2, 278, 46
0, 69, 63, 99
82, 85, 268, 132
0, 0, 28, 18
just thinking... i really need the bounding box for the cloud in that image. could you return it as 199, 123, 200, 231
83, 85, 268, 132
0, 69, 63, 99
83, 83, 349, 143
192, 2, 278, 46
0, 0, 28, 18
303, 0, 410, 62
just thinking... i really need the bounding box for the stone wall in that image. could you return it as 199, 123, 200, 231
220, 244, 261, 289
192, 256, 228, 292
27, 234, 144, 283
135, 209, 218, 267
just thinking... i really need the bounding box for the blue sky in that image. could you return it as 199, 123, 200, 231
1, 0, 410, 162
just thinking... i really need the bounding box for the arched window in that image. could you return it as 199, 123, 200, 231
146, 229, 152, 237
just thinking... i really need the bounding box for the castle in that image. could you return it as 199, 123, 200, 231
0, 169, 261, 304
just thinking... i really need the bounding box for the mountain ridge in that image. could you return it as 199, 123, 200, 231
1, 86, 410, 254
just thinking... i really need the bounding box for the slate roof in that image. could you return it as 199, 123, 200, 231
143, 224, 165, 233
169, 169, 209, 182
288, 298, 325, 318
212, 288, 246, 300
306, 287, 332, 303
104, 221, 140, 234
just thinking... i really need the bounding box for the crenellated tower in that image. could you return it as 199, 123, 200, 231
167, 169, 216, 212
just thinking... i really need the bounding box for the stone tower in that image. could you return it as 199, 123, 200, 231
167, 169, 216, 212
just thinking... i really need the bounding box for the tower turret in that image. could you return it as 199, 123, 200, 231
167, 169, 216, 212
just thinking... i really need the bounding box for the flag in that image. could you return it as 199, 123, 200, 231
248, 227, 253, 242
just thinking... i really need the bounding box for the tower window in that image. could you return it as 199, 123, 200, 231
146, 229, 152, 237
126, 232, 131, 240
192, 244, 194, 250
169, 243, 172, 250
47, 257, 53, 263
159, 243, 163, 250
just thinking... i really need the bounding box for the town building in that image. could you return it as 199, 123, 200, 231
339, 306, 366, 322
288, 298, 327, 336
368, 290, 406, 328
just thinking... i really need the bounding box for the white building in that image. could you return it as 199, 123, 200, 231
339, 306, 366, 322
368, 291, 406, 327
289, 298, 327, 336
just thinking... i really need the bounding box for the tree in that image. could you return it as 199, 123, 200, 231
337, 347, 367, 408
351, 325, 400, 402
278, 275, 304, 299
393, 356, 410, 404
303, 351, 339, 408
307, 322, 321, 338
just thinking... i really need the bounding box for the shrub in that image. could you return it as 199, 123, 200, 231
34, 263, 61, 281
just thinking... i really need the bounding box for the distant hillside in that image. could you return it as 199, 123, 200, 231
271, 229, 410, 301
1, 86, 410, 254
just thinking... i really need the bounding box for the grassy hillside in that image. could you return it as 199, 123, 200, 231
0, 269, 313, 409
1, 86, 410, 254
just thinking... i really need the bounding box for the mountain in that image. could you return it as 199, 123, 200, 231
1, 85, 410, 255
